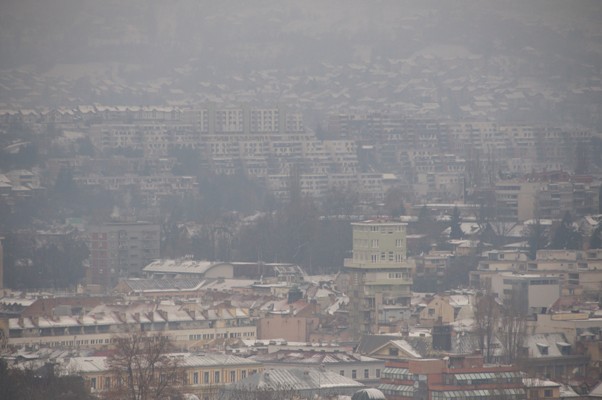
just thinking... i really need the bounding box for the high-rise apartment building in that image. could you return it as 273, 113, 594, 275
344, 220, 413, 339
86, 222, 160, 288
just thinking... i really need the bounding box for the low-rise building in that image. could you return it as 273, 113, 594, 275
62, 353, 262, 398
222, 367, 365, 399
142, 258, 234, 279
490, 273, 561, 315
250, 349, 384, 384
520, 333, 589, 384
1, 301, 256, 349
378, 354, 527, 400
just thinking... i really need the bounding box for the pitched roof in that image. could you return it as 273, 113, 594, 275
356, 335, 401, 355
523, 333, 571, 358
120, 278, 206, 292
143, 259, 230, 275
352, 388, 386, 400
590, 382, 602, 398
225, 367, 364, 394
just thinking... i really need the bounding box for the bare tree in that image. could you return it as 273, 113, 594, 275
499, 289, 528, 365
486, 220, 517, 248
474, 291, 500, 364
104, 332, 182, 400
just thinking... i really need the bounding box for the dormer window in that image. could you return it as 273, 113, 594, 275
536, 343, 549, 355
557, 342, 571, 356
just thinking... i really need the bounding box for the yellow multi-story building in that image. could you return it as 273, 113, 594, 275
344, 220, 413, 339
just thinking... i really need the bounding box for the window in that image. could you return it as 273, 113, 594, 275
352, 370, 357, 379
340, 370, 345, 376
193, 372, 199, 384
104, 377, 111, 389
203, 372, 209, 384
396, 239, 403, 247
90, 377, 97, 390
230, 371, 236, 382
364, 369, 369, 379
544, 389, 553, 397
537, 344, 549, 356
376, 369, 381, 378
214, 371, 220, 384
371, 239, 379, 248
241, 370, 247, 379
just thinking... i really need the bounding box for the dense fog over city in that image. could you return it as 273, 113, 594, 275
2, 2, 602, 400
1, 1, 602, 127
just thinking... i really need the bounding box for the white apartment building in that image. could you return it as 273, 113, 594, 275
490, 273, 561, 315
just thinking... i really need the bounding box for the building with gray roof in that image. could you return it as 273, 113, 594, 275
221, 367, 364, 399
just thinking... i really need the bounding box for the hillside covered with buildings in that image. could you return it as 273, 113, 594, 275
2, 1, 602, 399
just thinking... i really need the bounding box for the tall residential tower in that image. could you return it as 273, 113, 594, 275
344, 220, 413, 339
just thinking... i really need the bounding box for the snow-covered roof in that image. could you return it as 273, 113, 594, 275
143, 259, 230, 275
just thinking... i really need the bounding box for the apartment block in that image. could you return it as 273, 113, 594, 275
344, 220, 413, 339
86, 221, 160, 287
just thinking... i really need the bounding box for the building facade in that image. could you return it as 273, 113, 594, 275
62, 353, 262, 398
379, 355, 527, 400
2, 302, 256, 349
86, 221, 160, 288
344, 220, 413, 339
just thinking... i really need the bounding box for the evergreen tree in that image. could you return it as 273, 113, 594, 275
418, 205, 429, 221
590, 222, 602, 249
526, 219, 546, 260
0, 359, 93, 400
449, 206, 463, 239
384, 187, 406, 218
53, 167, 78, 199
550, 211, 582, 250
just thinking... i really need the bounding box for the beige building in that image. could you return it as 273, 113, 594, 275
531, 313, 602, 345
495, 179, 600, 222
419, 296, 456, 326
61, 353, 262, 398
2, 302, 256, 349
523, 378, 561, 400
344, 220, 413, 339
495, 181, 544, 221
257, 314, 318, 342
535, 249, 602, 296
471, 249, 602, 298
490, 273, 561, 315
